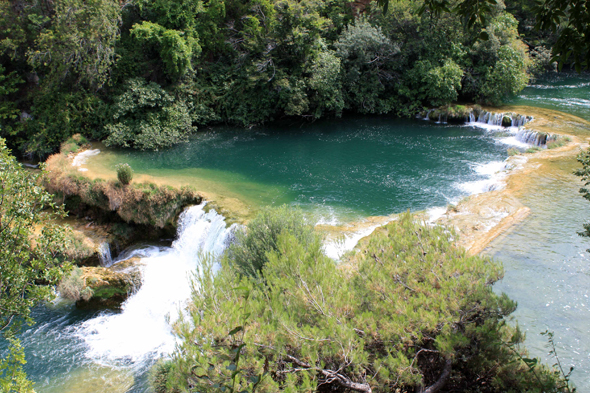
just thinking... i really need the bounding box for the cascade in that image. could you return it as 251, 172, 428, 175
467, 110, 532, 132
75, 204, 237, 365
515, 129, 548, 146
97, 242, 113, 267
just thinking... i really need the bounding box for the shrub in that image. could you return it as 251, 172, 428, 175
115, 163, 134, 185
165, 212, 568, 392
58, 267, 94, 302
103, 78, 195, 150
226, 205, 318, 278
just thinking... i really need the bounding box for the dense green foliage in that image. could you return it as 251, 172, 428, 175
0, 0, 547, 155
160, 208, 569, 392
227, 205, 317, 278
0, 138, 70, 392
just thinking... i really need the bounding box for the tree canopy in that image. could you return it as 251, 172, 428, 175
156, 208, 570, 393
0, 0, 548, 156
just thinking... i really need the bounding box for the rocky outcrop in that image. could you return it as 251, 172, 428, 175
44, 153, 202, 230
59, 257, 145, 309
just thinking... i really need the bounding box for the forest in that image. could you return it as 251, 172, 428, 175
0, 0, 563, 155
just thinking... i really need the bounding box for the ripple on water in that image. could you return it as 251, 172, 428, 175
489, 163, 590, 390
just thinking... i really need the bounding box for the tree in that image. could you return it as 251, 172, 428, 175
376, 0, 590, 70
0, 138, 70, 391
162, 209, 568, 392
28, 0, 122, 89
535, 0, 590, 71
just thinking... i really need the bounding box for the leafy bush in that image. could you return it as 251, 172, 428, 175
335, 19, 399, 113
18, 88, 107, 157
165, 211, 568, 392
115, 163, 134, 185
104, 79, 195, 150
130, 21, 201, 78
226, 205, 318, 278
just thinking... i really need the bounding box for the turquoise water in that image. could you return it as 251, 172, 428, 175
492, 72, 590, 389
506, 72, 590, 121
90, 117, 510, 222
488, 159, 590, 389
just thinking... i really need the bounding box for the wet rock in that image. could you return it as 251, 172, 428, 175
59, 257, 145, 309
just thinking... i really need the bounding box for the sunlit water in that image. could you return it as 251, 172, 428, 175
491, 72, 590, 389
488, 158, 590, 389
506, 72, 590, 121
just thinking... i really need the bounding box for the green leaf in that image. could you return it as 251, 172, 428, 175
228, 326, 243, 336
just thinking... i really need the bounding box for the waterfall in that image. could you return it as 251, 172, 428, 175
97, 242, 113, 267
466, 109, 533, 134
75, 204, 236, 364
515, 129, 548, 146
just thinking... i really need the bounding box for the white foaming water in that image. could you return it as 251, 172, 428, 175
97, 242, 113, 267
323, 220, 393, 261
455, 161, 508, 196
426, 206, 448, 223
72, 149, 101, 171
465, 110, 541, 148
76, 204, 236, 366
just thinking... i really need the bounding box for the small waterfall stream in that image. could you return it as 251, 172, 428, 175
465, 110, 552, 147
97, 242, 113, 267
75, 204, 236, 366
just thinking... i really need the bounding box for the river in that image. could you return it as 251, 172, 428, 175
2, 73, 590, 392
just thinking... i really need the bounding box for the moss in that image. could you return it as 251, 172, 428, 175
92, 286, 129, 299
